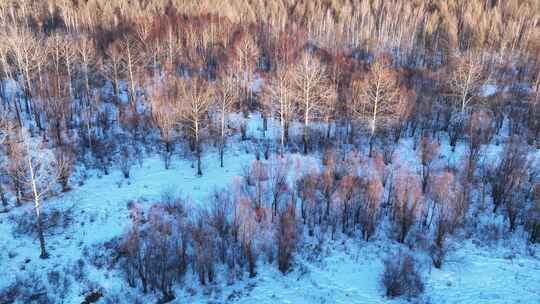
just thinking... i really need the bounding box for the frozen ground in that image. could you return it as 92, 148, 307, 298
1, 114, 539, 303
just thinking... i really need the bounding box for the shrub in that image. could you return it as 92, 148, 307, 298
9, 206, 74, 237
277, 205, 299, 273
381, 252, 424, 299
0, 271, 52, 304
525, 183, 540, 243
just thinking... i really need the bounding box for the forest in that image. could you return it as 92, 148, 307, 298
0, 0, 540, 303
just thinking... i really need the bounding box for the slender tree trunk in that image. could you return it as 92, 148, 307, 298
220, 112, 225, 168
348, 121, 355, 144
127, 50, 136, 109
164, 140, 171, 170
36, 208, 48, 259
284, 121, 289, 146
0, 184, 7, 208
303, 124, 309, 155
326, 118, 331, 141
29, 156, 48, 259
197, 144, 202, 176
280, 116, 285, 158
195, 121, 202, 176
368, 134, 374, 157
14, 99, 22, 127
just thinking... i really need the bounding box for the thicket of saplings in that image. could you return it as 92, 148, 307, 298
106, 134, 538, 301
0, 0, 540, 301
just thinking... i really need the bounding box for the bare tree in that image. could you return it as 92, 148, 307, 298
447, 53, 483, 114
321, 82, 338, 142
76, 34, 96, 102
7, 28, 47, 127
277, 203, 299, 273
60, 34, 77, 101
121, 35, 143, 108
526, 183, 540, 243
235, 196, 259, 277
54, 146, 74, 192
419, 136, 440, 193
264, 65, 294, 156
244, 160, 269, 212
230, 31, 259, 109
488, 137, 528, 217
74, 34, 98, 149
321, 150, 339, 218
267, 156, 289, 221
177, 77, 213, 176
291, 53, 334, 154
100, 40, 125, 103
339, 173, 359, 234
14, 128, 64, 258
352, 55, 404, 155
358, 178, 384, 241
0, 37, 23, 126
296, 169, 320, 232
148, 76, 178, 169
429, 171, 467, 267
191, 222, 216, 285
489, 137, 529, 231
466, 110, 494, 180
392, 165, 424, 243
214, 74, 238, 167
0, 112, 11, 208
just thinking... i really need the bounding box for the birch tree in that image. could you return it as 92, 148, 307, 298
264, 65, 294, 157
14, 128, 64, 259
121, 35, 143, 108
447, 54, 483, 114
101, 40, 125, 103
60, 34, 77, 102
76, 34, 96, 102
0, 112, 10, 208
291, 53, 334, 154
148, 76, 178, 169
0, 39, 21, 125
177, 77, 213, 176
231, 32, 259, 105
76, 34, 97, 148
352, 55, 404, 155
7, 28, 47, 127
215, 74, 238, 168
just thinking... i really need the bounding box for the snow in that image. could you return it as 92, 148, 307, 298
480, 84, 498, 97
427, 240, 540, 303
250, 76, 264, 93
1, 114, 540, 303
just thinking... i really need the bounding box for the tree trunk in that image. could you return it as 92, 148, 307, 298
36, 210, 48, 259
197, 145, 202, 176
348, 121, 355, 144
196, 124, 202, 176
28, 149, 49, 259
326, 118, 331, 141
220, 113, 225, 168
0, 184, 7, 207
284, 121, 289, 146
303, 124, 309, 155
14, 99, 23, 127
368, 135, 374, 157
164, 140, 171, 170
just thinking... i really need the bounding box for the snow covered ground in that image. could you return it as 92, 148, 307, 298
1, 114, 539, 303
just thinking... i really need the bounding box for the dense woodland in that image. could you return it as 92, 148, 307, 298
1, 0, 540, 302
